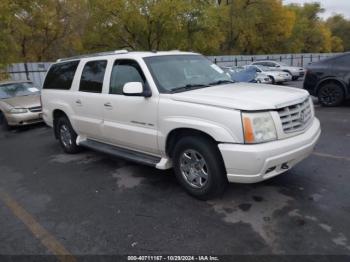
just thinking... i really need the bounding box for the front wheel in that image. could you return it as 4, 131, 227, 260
56, 116, 81, 154
268, 76, 275, 84
292, 76, 299, 81
318, 82, 345, 107
173, 136, 228, 200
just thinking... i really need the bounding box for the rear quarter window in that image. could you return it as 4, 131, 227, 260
43, 60, 80, 90
333, 54, 350, 67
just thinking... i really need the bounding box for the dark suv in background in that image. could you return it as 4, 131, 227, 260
304, 53, 350, 107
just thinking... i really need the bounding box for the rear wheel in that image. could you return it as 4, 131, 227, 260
56, 116, 80, 153
318, 82, 345, 107
173, 136, 228, 200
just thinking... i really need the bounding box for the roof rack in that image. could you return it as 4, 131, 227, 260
56, 49, 129, 62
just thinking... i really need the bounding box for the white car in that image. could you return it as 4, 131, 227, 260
41, 50, 321, 199
255, 72, 273, 84
246, 65, 292, 84
251, 60, 305, 81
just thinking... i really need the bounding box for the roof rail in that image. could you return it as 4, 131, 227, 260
56, 49, 129, 62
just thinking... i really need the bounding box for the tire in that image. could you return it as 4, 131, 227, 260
56, 116, 80, 154
268, 76, 275, 84
0, 112, 10, 131
173, 136, 228, 200
318, 82, 345, 107
292, 76, 299, 81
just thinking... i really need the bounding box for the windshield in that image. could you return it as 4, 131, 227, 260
255, 65, 269, 72
0, 82, 40, 99
144, 55, 232, 93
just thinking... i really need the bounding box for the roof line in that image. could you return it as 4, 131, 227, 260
56, 50, 129, 62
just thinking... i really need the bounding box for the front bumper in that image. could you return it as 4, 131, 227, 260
218, 118, 321, 183
6, 111, 43, 126
275, 75, 292, 82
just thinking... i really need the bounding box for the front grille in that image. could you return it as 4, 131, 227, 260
29, 106, 42, 112
277, 98, 312, 133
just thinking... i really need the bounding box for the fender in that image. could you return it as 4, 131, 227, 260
158, 116, 242, 154
50, 100, 78, 132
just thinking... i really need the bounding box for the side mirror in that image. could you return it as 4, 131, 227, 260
122, 82, 151, 97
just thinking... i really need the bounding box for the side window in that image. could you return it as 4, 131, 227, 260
79, 60, 107, 93
109, 60, 146, 95
267, 62, 276, 67
334, 54, 350, 67
43, 60, 80, 90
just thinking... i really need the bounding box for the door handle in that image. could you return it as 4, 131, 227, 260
104, 102, 112, 108
75, 99, 82, 105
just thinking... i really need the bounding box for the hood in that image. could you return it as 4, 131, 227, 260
1, 95, 41, 108
171, 83, 309, 111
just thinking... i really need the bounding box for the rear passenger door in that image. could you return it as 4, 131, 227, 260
72, 60, 107, 139
101, 59, 159, 155
332, 54, 350, 87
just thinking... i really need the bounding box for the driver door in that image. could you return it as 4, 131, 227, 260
101, 59, 159, 155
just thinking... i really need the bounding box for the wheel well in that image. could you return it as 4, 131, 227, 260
53, 109, 68, 139
317, 79, 346, 94
166, 128, 217, 158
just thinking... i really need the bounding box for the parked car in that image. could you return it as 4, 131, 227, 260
245, 65, 292, 84
41, 50, 320, 199
229, 66, 271, 84
0, 80, 43, 129
251, 60, 305, 81
304, 53, 350, 107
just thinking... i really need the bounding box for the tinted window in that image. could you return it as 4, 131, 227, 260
110, 60, 145, 95
333, 54, 350, 67
266, 62, 277, 67
43, 61, 80, 90
79, 60, 107, 93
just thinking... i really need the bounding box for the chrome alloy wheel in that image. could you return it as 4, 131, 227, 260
180, 149, 208, 188
59, 124, 72, 148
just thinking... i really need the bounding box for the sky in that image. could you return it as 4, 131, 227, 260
283, 0, 350, 19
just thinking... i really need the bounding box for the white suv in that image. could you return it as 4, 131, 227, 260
41, 50, 321, 199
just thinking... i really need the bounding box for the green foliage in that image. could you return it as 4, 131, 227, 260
0, 0, 348, 66
327, 15, 350, 51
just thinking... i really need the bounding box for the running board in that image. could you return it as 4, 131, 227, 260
79, 139, 161, 167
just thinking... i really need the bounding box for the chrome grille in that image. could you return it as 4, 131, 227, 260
29, 106, 42, 112
277, 98, 312, 133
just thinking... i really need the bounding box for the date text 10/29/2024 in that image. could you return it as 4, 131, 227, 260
127, 256, 220, 261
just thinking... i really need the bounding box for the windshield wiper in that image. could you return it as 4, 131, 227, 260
208, 80, 235, 86
170, 84, 209, 93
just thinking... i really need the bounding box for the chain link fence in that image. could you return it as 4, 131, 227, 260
0, 52, 343, 88
208, 52, 340, 67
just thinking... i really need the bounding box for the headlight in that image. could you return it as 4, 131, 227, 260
10, 108, 28, 114
242, 112, 277, 144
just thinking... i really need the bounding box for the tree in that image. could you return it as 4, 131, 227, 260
0, 0, 18, 69
83, 0, 223, 54
327, 15, 350, 51
217, 0, 295, 54
285, 3, 342, 53
4, 0, 87, 62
